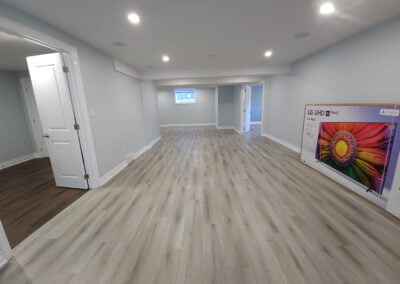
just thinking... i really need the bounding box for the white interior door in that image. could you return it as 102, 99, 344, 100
20, 78, 49, 157
0, 220, 12, 270
27, 53, 88, 189
243, 86, 251, 133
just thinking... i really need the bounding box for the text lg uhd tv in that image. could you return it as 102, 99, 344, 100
315, 122, 396, 194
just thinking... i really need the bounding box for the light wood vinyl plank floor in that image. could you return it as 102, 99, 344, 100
1, 126, 399, 284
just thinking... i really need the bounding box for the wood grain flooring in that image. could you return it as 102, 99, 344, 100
0, 158, 86, 248
1, 126, 399, 284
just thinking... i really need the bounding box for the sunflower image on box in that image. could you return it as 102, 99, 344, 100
316, 122, 396, 194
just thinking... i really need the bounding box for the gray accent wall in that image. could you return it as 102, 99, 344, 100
0, 3, 160, 177
0, 69, 34, 163
217, 86, 235, 127
158, 88, 216, 125
250, 85, 262, 122
217, 85, 242, 132
263, 16, 400, 149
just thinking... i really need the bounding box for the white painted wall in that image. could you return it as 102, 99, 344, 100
158, 88, 216, 125
0, 69, 34, 165
140, 81, 161, 143
0, 3, 160, 178
232, 86, 242, 132
263, 16, 400, 149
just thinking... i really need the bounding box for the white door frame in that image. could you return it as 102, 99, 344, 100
0, 220, 12, 269
20, 77, 49, 158
240, 82, 264, 134
0, 17, 99, 188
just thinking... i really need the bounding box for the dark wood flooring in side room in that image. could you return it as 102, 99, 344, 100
0, 158, 86, 248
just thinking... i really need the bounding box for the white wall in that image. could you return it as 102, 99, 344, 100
263, 16, 400, 149
233, 86, 242, 132
0, 69, 34, 164
158, 88, 216, 125
140, 81, 161, 143
0, 3, 160, 178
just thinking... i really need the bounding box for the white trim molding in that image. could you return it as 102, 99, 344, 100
216, 126, 241, 134
0, 154, 35, 170
98, 136, 162, 187
262, 133, 301, 153
0, 220, 12, 270
160, 123, 216, 127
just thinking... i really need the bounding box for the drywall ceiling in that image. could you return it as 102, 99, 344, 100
0, 32, 54, 71
2, 0, 400, 78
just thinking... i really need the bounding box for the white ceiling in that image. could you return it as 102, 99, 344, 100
2, 0, 400, 78
0, 32, 54, 71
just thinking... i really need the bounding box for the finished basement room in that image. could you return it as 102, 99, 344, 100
0, 1, 400, 284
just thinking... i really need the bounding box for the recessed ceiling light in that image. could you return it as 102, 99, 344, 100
127, 13, 140, 24
162, 55, 170, 62
112, 41, 127, 47
319, 2, 335, 15
264, 50, 273, 58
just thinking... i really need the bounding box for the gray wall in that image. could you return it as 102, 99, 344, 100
263, 16, 400, 149
140, 81, 161, 143
0, 3, 160, 177
217, 86, 235, 127
251, 85, 262, 122
158, 88, 216, 125
0, 69, 34, 163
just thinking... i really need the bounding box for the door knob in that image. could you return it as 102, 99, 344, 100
42, 134, 50, 138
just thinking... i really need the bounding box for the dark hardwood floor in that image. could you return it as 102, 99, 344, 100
0, 158, 86, 248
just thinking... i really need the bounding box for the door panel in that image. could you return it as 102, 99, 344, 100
27, 53, 88, 189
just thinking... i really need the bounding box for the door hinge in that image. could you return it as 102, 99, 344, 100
74, 123, 80, 130
84, 174, 90, 180
62, 66, 69, 73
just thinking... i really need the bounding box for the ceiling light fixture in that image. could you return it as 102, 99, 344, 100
162, 55, 170, 62
264, 50, 273, 58
127, 13, 140, 24
319, 2, 336, 15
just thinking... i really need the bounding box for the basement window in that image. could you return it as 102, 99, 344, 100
175, 88, 196, 104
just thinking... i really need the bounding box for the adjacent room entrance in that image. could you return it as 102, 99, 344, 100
241, 83, 263, 136
0, 31, 89, 248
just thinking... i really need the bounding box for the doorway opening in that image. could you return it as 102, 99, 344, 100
241, 83, 264, 137
0, 31, 88, 247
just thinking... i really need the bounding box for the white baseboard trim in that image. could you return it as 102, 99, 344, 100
98, 136, 162, 187
0, 220, 12, 270
34, 152, 49, 159
216, 126, 234, 130
148, 136, 161, 148
0, 153, 36, 170
216, 126, 242, 134
250, 121, 262, 125
160, 123, 216, 127
261, 133, 301, 153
